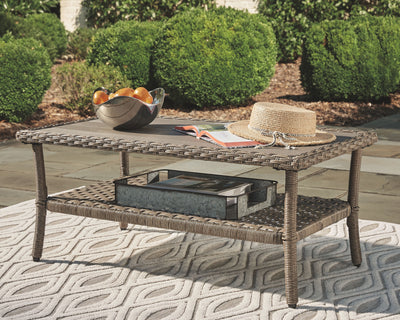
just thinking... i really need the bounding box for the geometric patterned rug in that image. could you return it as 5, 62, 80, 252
1, 199, 400, 320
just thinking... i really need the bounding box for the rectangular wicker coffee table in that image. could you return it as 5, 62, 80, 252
16, 118, 378, 308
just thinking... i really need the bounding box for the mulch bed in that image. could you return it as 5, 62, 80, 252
1, 59, 399, 142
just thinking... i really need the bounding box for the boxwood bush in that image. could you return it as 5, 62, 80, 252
300, 15, 400, 101
258, 0, 400, 62
152, 7, 277, 108
16, 13, 67, 61
82, 0, 216, 28
86, 20, 161, 88
0, 37, 52, 122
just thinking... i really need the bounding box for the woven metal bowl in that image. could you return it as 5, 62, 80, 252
92, 87, 165, 130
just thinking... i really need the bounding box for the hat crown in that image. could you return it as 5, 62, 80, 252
249, 102, 316, 136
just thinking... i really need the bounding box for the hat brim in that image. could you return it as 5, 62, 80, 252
227, 120, 336, 147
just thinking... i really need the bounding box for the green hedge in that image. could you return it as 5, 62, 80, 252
16, 13, 67, 61
0, 37, 52, 122
82, 0, 216, 28
300, 15, 400, 101
152, 7, 277, 108
0, 0, 59, 17
258, 0, 400, 62
86, 20, 161, 88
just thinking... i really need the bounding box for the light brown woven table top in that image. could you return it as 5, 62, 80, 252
16, 117, 378, 170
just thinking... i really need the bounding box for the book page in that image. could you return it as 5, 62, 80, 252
174, 123, 262, 148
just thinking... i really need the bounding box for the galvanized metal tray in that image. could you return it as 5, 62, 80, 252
114, 169, 277, 220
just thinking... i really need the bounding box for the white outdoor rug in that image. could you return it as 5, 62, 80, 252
1, 199, 400, 320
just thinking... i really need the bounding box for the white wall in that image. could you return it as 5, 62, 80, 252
216, 0, 259, 14
60, 0, 87, 32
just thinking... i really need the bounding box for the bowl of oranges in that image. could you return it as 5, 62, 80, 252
92, 86, 165, 130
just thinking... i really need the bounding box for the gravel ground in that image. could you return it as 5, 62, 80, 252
1, 59, 399, 142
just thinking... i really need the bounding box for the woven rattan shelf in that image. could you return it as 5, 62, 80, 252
16, 117, 378, 308
47, 180, 350, 245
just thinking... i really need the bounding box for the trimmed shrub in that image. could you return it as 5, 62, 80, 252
258, 0, 400, 62
82, 0, 216, 28
0, 37, 52, 122
55, 61, 132, 114
152, 7, 277, 108
300, 15, 400, 101
86, 20, 161, 88
16, 13, 67, 61
66, 27, 98, 61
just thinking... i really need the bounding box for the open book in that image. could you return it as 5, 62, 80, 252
174, 123, 262, 148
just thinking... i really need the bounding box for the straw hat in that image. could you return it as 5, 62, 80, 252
227, 102, 336, 147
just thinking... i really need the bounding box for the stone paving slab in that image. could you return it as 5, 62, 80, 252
339, 192, 400, 224
0, 169, 99, 195
299, 169, 400, 196
362, 141, 400, 158
0, 187, 36, 208
315, 155, 400, 175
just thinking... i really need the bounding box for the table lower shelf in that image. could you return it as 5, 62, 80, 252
47, 181, 351, 245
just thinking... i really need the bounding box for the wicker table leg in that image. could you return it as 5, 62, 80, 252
347, 148, 363, 267
283, 170, 298, 308
119, 151, 129, 230
32, 143, 48, 262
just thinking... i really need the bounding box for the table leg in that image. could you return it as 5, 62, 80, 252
119, 151, 129, 230
347, 148, 363, 267
283, 170, 298, 308
32, 143, 48, 262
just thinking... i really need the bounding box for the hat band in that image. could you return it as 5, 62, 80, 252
248, 125, 316, 149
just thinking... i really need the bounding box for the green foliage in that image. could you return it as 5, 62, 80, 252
0, 0, 59, 17
55, 61, 132, 114
0, 12, 18, 37
82, 0, 216, 28
152, 7, 277, 108
300, 15, 400, 101
16, 13, 67, 61
66, 28, 98, 61
258, 0, 400, 62
0, 37, 52, 122
86, 20, 161, 88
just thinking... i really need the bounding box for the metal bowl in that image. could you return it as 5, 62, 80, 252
92, 87, 165, 130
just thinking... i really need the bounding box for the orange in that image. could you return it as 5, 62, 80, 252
108, 93, 116, 99
133, 87, 153, 104
93, 90, 109, 105
114, 87, 135, 97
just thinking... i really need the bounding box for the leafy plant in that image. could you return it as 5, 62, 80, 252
66, 27, 98, 61
86, 20, 161, 88
300, 15, 400, 101
0, 12, 18, 37
152, 7, 277, 108
55, 61, 132, 114
0, 36, 52, 122
258, 0, 400, 62
82, 0, 216, 28
16, 13, 67, 61
0, 0, 59, 17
